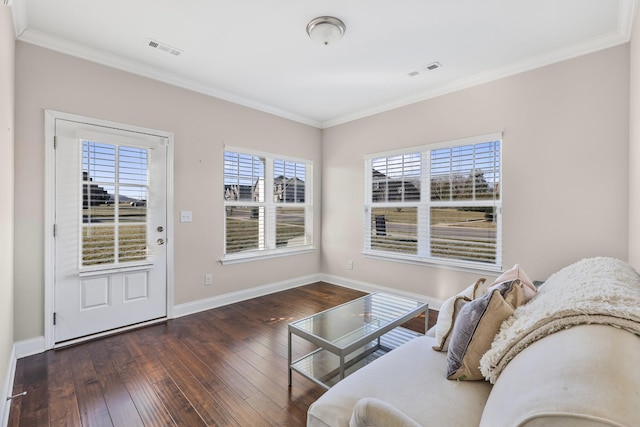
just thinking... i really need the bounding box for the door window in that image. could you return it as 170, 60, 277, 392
82, 140, 149, 267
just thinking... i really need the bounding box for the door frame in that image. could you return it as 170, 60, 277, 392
44, 110, 175, 350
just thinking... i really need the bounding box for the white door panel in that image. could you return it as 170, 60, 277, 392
54, 118, 168, 343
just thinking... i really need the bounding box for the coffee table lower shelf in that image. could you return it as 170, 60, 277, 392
290, 326, 421, 389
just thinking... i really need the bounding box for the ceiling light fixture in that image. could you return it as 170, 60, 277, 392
306, 16, 346, 46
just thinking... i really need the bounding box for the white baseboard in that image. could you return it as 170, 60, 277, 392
319, 273, 444, 310
173, 273, 324, 318
3, 337, 46, 426
9, 273, 442, 360
1, 344, 17, 427
14, 336, 45, 360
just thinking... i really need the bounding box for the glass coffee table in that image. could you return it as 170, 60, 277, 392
288, 292, 428, 389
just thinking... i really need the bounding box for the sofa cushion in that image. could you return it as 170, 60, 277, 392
434, 264, 535, 353
486, 264, 537, 302
433, 295, 471, 352
447, 281, 524, 381
307, 335, 492, 427
433, 278, 486, 351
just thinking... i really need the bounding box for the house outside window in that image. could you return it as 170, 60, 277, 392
223, 148, 313, 264
363, 133, 502, 272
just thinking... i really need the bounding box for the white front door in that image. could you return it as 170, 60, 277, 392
54, 118, 168, 343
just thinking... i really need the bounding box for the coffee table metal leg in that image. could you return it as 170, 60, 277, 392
339, 352, 345, 379
288, 329, 292, 386
425, 307, 428, 333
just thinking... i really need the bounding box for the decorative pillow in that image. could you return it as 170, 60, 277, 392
486, 264, 537, 302
446, 280, 525, 381
433, 278, 486, 352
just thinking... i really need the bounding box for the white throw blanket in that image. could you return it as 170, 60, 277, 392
480, 257, 640, 384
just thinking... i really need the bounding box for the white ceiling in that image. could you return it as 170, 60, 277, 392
11, 0, 638, 128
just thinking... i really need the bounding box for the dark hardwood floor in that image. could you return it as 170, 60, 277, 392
8, 282, 437, 427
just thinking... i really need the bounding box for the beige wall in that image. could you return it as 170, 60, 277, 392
14, 42, 322, 341
12, 35, 634, 342
630, 7, 640, 271
322, 45, 630, 300
0, 3, 15, 414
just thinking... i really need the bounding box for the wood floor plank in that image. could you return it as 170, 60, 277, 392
245, 391, 289, 425
18, 352, 50, 427
148, 332, 241, 427
181, 328, 260, 400
108, 347, 176, 427
156, 331, 230, 395
7, 358, 25, 427
87, 340, 145, 427
210, 387, 272, 427
68, 346, 114, 427
9, 282, 437, 427
208, 344, 291, 410
123, 331, 207, 427
47, 348, 82, 426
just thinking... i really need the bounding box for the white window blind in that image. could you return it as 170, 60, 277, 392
223, 152, 266, 254
274, 159, 307, 248
364, 133, 502, 271
223, 149, 313, 262
82, 140, 149, 267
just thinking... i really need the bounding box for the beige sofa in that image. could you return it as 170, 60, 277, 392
307, 258, 640, 427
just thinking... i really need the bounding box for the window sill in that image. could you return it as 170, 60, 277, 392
220, 246, 316, 265
362, 250, 503, 275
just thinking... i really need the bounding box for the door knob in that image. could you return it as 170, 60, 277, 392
157, 238, 165, 245
157, 226, 164, 232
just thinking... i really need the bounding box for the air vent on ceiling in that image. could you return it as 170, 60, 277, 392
146, 38, 183, 56
408, 61, 442, 77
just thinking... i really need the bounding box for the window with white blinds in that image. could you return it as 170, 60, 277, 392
223, 149, 313, 263
82, 140, 149, 267
364, 133, 502, 271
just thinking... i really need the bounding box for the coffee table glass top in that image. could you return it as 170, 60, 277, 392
289, 292, 425, 348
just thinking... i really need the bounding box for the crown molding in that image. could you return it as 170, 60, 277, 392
10, 0, 27, 38
620, 0, 639, 39
16, 27, 323, 128
321, 21, 634, 128
11, 0, 638, 130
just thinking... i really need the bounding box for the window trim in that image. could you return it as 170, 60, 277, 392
221, 146, 314, 265
363, 133, 503, 273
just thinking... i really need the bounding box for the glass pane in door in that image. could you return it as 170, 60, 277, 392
81, 140, 149, 267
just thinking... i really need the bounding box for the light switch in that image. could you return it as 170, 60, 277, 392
180, 211, 193, 223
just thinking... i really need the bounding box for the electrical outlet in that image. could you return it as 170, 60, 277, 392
347, 260, 354, 270
204, 274, 213, 285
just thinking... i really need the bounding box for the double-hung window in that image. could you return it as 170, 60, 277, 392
364, 133, 502, 271
222, 148, 313, 263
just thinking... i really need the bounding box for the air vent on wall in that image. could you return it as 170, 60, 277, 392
146, 38, 183, 56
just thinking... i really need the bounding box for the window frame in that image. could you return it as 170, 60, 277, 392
221, 146, 314, 265
363, 133, 503, 273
